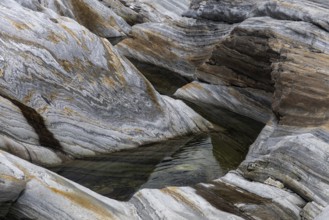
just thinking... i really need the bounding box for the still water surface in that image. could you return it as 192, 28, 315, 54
52, 133, 248, 201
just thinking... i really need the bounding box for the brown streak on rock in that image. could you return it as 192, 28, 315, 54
49, 187, 114, 219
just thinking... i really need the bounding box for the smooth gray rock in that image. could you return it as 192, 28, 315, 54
0, 0, 212, 166
239, 121, 329, 208
117, 20, 232, 79
187, 14, 329, 127
0, 150, 244, 220
1, 0, 329, 219
315, 205, 329, 220
187, 0, 329, 31
0, 153, 26, 217
175, 81, 272, 124
110, 0, 192, 23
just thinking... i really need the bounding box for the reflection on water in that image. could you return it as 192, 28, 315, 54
52, 133, 250, 201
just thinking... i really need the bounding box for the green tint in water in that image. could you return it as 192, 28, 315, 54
52, 132, 250, 201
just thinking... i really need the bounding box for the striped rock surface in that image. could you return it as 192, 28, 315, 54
0, 0, 212, 166
100, 0, 192, 23
1, 149, 305, 219
13, 0, 131, 37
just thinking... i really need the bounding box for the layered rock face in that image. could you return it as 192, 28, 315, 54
13, 0, 131, 37
1, 0, 329, 219
183, 0, 329, 126
0, 0, 213, 166
114, 0, 233, 79
105, 0, 192, 23
176, 0, 329, 219
1, 149, 304, 219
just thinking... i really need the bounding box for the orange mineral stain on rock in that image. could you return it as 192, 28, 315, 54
47, 31, 66, 44
10, 20, 30, 30
161, 187, 204, 215
181, 82, 204, 91
50, 187, 114, 219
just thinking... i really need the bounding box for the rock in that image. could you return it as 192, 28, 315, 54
0, 153, 26, 217
0, 149, 244, 219
1, 0, 329, 219
175, 81, 272, 124
1, 150, 138, 220
109, 0, 192, 23
175, 0, 329, 219
187, 0, 329, 31
98, 0, 143, 25
2, 148, 304, 220
209, 17, 329, 126
13, 0, 131, 37
131, 186, 244, 220
302, 202, 324, 220
239, 120, 329, 208
0, 0, 212, 166
315, 205, 329, 220
264, 177, 285, 189
186, 1, 329, 127
117, 20, 232, 79
203, 172, 305, 219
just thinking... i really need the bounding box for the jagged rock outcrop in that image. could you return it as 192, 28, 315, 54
0, 0, 213, 166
